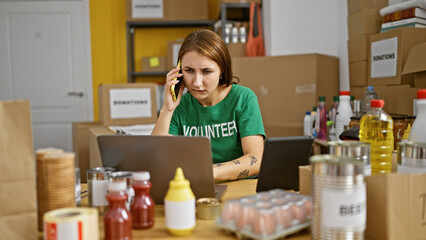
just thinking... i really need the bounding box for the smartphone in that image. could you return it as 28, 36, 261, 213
170, 60, 183, 102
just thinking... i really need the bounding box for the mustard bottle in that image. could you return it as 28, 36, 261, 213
164, 167, 195, 235
402, 123, 411, 142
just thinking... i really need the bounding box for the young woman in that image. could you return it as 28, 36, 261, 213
152, 29, 265, 181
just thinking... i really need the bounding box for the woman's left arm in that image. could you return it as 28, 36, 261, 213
213, 135, 264, 181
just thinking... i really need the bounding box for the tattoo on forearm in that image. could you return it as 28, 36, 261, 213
215, 163, 224, 167
237, 169, 249, 179
233, 160, 241, 165
250, 156, 258, 166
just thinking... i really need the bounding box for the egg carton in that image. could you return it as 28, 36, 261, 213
215, 189, 312, 240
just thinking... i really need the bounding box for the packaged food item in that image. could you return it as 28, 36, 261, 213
216, 189, 312, 239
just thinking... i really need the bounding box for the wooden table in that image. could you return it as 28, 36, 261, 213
40, 180, 311, 239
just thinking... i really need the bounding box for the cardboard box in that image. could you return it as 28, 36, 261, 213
142, 56, 166, 72
350, 61, 368, 86
298, 166, 426, 239
369, 27, 426, 86
88, 127, 113, 169
210, 0, 261, 20
348, 34, 369, 63
347, 9, 382, 38
350, 86, 367, 100
347, 0, 388, 15
298, 165, 311, 195
402, 42, 426, 87
365, 173, 426, 240
232, 54, 339, 137
228, 42, 246, 58
167, 40, 183, 70
126, 0, 208, 21
98, 83, 157, 126
72, 121, 103, 183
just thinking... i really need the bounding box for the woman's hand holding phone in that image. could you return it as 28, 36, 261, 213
163, 62, 184, 112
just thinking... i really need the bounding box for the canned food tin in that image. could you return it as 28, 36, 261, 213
310, 155, 366, 240
196, 198, 220, 220
397, 141, 426, 173
328, 141, 371, 176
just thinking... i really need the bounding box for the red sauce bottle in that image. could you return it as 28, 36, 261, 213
104, 181, 132, 240
130, 171, 155, 229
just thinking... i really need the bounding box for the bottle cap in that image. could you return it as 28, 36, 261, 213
326, 121, 334, 126
312, 106, 317, 111
367, 86, 374, 90
417, 89, 426, 99
333, 96, 339, 101
371, 99, 384, 108
108, 181, 127, 192
319, 96, 325, 101
340, 91, 350, 96
306, 111, 310, 115
133, 171, 150, 181
170, 167, 190, 188
351, 95, 355, 101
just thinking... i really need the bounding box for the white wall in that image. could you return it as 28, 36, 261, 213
263, 0, 349, 91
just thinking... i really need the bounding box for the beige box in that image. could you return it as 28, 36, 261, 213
232, 54, 339, 137
98, 83, 157, 126
402, 42, 426, 87
347, 0, 388, 15
142, 56, 166, 72
350, 61, 368, 86
348, 9, 382, 38
88, 127, 114, 169
350, 86, 367, 100
166, 40, 184, 71
348, 34, 369, 63
72, 121, 103, 183
299, 166, 426, 240
368, 27, 426, 86
126, 0, 208, 21
228, 42, 246, 58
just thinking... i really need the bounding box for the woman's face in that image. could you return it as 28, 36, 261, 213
181, 50, 222, 106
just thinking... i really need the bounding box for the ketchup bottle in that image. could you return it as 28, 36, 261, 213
104, 181, 132, 240
130, 171, 155, 229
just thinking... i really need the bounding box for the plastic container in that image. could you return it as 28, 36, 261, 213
311, 107, 317, 138
217, 189, 312, 240
335, 91, 353, 139
362, 86, 379, 113
104, 181, 132, 240
330, 95, 339, 125
409, 89, 426, 143
315, 96, 327, 140
303, 111, 311, 137
131, 171, 155, 230
360, 99, 394, 175
164, 167, 195, 236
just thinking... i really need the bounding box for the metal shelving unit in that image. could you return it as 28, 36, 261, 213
220, 3, 251, 42
126, 20, 215, 82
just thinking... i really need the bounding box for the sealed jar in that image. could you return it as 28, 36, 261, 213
87, 167, 115, 213
391, 115, 407, 150
397, 141, 426, 173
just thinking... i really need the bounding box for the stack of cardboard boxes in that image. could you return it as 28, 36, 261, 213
348, 0, 426, 116
73, 83, 157, 182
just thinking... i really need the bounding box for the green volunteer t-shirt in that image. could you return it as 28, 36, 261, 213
169, 84, 266, 164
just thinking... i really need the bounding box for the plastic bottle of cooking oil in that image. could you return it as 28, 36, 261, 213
359, 99, 394, 175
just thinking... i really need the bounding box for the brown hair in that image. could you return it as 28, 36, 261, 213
178, 29, 239, 86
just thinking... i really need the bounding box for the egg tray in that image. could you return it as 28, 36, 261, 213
215, 189, 312, 240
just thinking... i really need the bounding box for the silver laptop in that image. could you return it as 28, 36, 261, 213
97, 135, 226, 204
256, 136, 314, 192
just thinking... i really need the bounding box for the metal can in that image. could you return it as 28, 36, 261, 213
110, 171, 134, 210
328, 141, 371, 176
310, 155, 366, 240
87, 167, 115, 213
397, 141, 426, 173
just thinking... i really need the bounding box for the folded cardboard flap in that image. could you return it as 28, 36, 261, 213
402, 42, 426, 87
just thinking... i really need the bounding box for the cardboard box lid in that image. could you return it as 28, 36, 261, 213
402, 42, 426, 74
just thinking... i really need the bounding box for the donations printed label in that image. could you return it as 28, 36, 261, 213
109, 88, 152, 119
132, 0, 163, 19
371, 37, 398, 78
